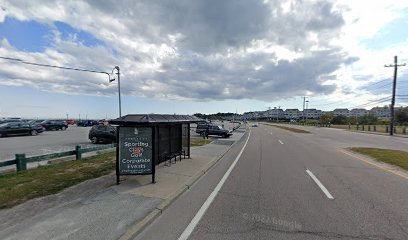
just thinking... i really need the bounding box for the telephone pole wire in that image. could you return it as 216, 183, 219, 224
385, 56, 406, 136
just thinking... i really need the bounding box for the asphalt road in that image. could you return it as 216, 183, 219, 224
135, 124, 408, 240
0, 126, 95, 160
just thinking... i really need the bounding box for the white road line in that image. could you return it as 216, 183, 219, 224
306, 169, 334, 199
178, 132, 251, 240
278, 140, 284, 145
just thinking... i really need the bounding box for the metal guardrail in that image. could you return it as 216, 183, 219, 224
0, 144, 116, 172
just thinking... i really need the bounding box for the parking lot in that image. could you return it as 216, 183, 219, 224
0, 121, 240, 162
0, 126, 97, 161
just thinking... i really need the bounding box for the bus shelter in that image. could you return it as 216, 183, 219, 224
109, 114, 201, 184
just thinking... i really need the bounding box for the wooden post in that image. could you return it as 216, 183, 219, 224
16, 154, 27, 172
75, 145, 82, 160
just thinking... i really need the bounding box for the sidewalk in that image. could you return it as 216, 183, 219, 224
0, 127, 246, 240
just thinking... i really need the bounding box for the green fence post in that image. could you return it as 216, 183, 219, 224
373, 125, 376, 132
75, 145, 82, 160
368, 125, 371, 131
362, 125, 365, 131
386, 126, 389, 133
348, 124, 351, 130
16, 154, 27, 172
394, 127, 396, 134
403, 127, 406, 134
356, 125, 359, 130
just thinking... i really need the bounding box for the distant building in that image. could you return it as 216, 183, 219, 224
333, 108, 350, 117
303, 109, 323, 119
349, 108, 369, 117
266, 108, 284, 119
284, 109, 301, 120
370, 106, 390, 119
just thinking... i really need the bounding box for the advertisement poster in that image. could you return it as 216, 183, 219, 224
118, 127, 153, 175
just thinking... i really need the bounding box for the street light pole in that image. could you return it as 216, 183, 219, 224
115, 66, 122, 118
302, 96, 307, 123
110, 66, 122, 118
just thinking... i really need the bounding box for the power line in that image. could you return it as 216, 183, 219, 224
360, 78, 390, 89
368, 82, 392, 91
0, 56, 111, 76
351, 96, 392, 109
0, 56, 122, 117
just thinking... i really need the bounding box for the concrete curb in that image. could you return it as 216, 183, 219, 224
118, 127, 248, 240
340, 148, 408, 180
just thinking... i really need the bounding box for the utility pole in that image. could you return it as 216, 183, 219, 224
385, 56, 406, 136
305, 101, 309, 122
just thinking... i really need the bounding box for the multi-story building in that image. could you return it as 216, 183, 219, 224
349, 108, 369, 117
266, 108, 284, 119
284, 109, 301, 120
240, 105, 403, 121
303, 109, 323, 119
333, 108, 350, 117
370, 106, 390, 119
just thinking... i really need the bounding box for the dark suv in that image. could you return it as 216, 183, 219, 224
195, 124, 232, 138
89, 124, 117, 144
40, 120, 68, 131
0, 122, 43, 137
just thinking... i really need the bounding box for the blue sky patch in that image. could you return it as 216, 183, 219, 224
361, 8, 408, 50
0, 17, 52, 52
0, 17, 104, 53
53, 21, 104, 47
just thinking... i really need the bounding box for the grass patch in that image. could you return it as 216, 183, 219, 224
264, 124, 311, 133
350, 148, 408, 171
0, 152, 115, 209
190, 138, 212, 146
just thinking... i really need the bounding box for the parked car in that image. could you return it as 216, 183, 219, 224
0, 122, 43, 137
40, 120, 68, 131
66, 119, 76, 125
28, 119, 45, 125
252, 123, 259, 127
195, 124, 232, 138
196, 120, 209, 125
0, 119, 22, 124
77, 120, 97, 127
89, 124, 117, 144
28, 122, 45, 133
96, 119, 110, 125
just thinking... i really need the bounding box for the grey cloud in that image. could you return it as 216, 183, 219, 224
121, 48, 346, 101
0, 0, 355, 102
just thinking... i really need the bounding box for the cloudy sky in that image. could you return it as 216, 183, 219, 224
0, 0, 408, 119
